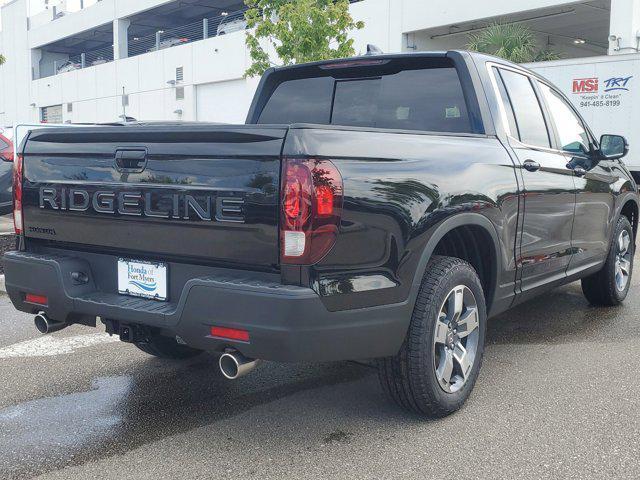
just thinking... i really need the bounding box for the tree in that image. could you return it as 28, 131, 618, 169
244, 0, 364, 77
466, 23, 561, 63
0, 55, 5, 65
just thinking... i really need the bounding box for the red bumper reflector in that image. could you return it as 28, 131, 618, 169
210, 326, 250, 342
25, 293, 48, 305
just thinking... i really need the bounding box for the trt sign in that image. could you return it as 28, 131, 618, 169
572, 77, 599, 94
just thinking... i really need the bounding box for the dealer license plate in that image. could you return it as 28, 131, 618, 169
117, 258, 167, 301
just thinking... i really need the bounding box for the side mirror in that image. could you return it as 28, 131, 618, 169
599, 134, 628, 160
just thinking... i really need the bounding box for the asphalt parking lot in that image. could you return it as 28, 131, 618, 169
1, 256, 640, 480
0, 216, 13, 235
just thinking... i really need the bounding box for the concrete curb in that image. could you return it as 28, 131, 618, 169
0, 274, 5, 294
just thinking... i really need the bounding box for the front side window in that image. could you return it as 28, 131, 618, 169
498, 69, 550, 148
538, 82, 590, 155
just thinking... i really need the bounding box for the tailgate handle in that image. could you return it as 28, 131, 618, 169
115, 149, 148, 172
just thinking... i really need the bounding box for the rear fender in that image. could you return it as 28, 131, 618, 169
409, 212, 503, 316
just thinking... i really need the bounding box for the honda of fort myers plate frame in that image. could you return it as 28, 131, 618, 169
117, 259, 168, 301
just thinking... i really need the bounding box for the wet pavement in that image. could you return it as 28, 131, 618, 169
1, 259, 640, 479
0, 214, 13, 235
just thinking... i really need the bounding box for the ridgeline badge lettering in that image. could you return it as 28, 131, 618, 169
39, 186, 245, 223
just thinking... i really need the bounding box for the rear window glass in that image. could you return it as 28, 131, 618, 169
257, 66, 472, 133
256, 77, 334, 125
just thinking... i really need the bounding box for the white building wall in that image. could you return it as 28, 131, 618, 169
400, 0, 583, 33
28, 30, 248, 124
9, 0, 394, 125
28, 0, 177, 49
28, 0, 115, 49
196, 78, 258, 124
0, 0, 638, 126
409, 30, 606, 59
1, 0, 34, 125
609, 0, 640, 54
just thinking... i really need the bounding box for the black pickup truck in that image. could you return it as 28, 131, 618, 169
4, 51, 638, 417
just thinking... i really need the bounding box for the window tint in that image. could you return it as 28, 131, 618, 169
498, 69, 550, 148
258, 77, 334, 124
332, 79, 381, 127
538, 82, 590, 154
493, 68, 519, 138
258, 67, 472, 133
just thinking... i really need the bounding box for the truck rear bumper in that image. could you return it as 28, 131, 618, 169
3, 250, 411, 362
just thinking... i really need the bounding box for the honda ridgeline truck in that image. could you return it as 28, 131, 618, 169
4, 51, 638, 417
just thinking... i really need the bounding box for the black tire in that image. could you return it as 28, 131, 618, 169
378, 256, 487, 418
135, 334, 203, 360
582, 215, 634, 306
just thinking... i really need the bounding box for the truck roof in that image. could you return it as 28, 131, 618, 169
266, 50, 523, 74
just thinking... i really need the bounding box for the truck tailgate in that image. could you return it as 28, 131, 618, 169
21, 124, 286, 269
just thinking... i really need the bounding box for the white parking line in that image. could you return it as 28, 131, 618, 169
0, 333, 120, 359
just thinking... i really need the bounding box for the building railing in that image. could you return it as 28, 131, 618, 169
128, 9, 248, 57
38, 6, 248, 79
51, 44, 114, 75
37, 0, 364, 79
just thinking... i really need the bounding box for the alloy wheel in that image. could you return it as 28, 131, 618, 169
433, 285, 480, 393
615, 229, 632, 292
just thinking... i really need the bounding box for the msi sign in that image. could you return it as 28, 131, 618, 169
572, 77, 599, 94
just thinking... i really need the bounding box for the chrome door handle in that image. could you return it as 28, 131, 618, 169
523, 159, 541, 172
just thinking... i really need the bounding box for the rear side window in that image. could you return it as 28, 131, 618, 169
498, 69, 551, 148
258, 66, 472, 133
493, 68, 519, 138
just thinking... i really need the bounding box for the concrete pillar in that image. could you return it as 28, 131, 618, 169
609, 0, 640, 54
113, 18, 131, 60
31, 48, 43, 80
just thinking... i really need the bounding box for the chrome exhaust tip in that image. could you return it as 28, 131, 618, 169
218, 350, 259, 380
34, 312, 68, 335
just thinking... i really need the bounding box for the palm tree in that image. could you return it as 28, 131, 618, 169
0, 54, 5, 65
466, 23, 561, 63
